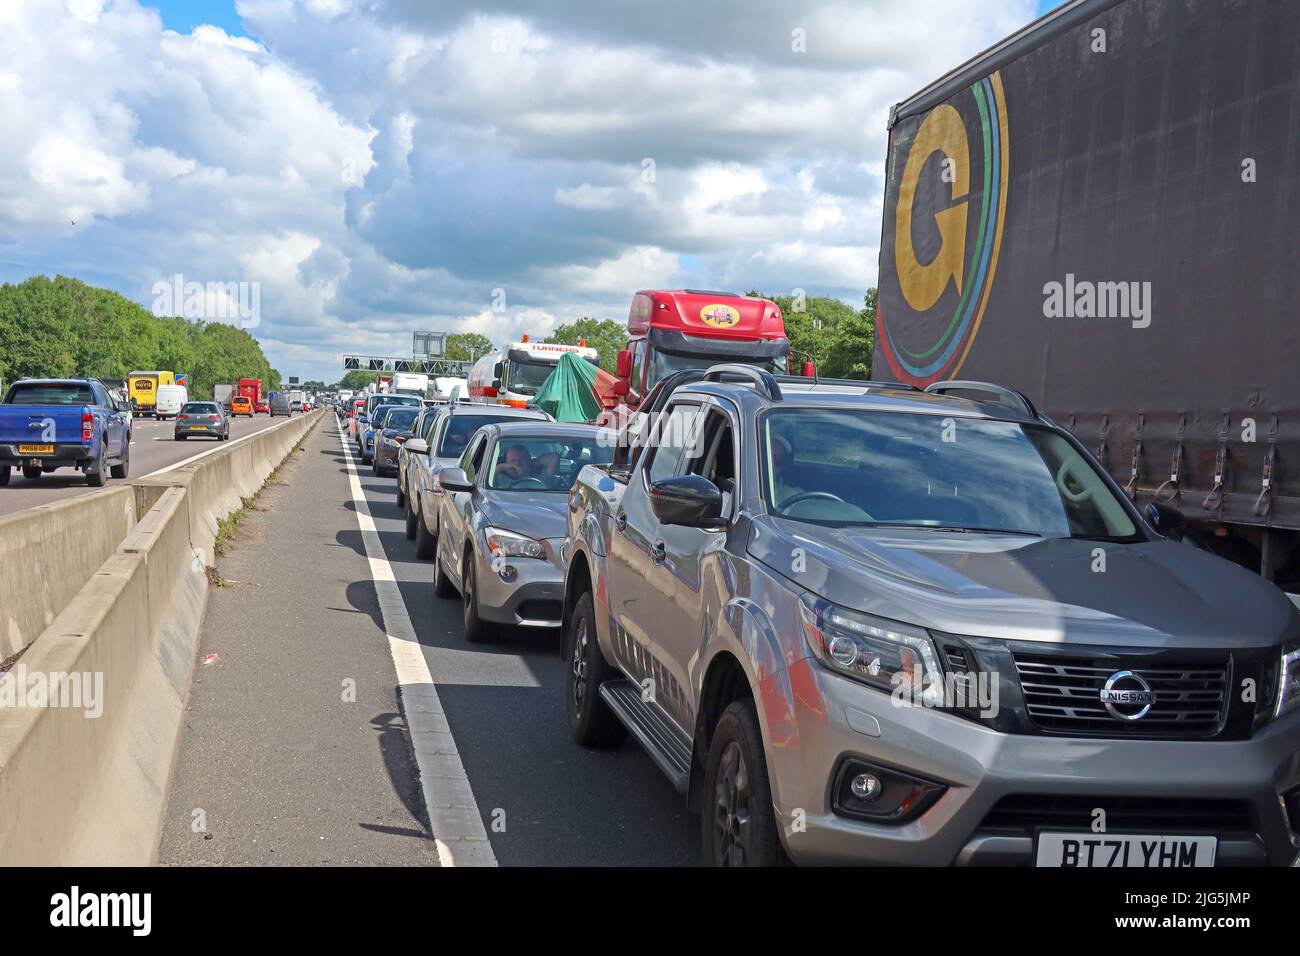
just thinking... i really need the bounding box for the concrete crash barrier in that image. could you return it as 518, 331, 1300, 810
0, 411, 323, 865
0, 487, 139, 661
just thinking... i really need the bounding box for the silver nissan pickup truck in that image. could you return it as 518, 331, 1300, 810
560, 366, 1300, 867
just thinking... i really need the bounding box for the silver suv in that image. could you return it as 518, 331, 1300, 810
562, 367, 1300, 867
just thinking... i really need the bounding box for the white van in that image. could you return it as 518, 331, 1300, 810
155, 384, 188, 420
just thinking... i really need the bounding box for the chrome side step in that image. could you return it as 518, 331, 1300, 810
599, 679, 692, 793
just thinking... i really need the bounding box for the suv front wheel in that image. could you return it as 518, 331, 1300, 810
702, 699, 787, 867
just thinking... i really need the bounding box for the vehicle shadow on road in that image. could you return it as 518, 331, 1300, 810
358, 703, 436, 845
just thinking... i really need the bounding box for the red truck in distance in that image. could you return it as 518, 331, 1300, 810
612, 290, 795, 409
238, 378, 264, 414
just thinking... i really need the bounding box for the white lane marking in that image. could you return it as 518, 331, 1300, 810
143, 416, 295, 478
336, 417, 496, 867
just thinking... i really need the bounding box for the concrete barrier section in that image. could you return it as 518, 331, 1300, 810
0, 487, 139, 661
0, 411, 323, 865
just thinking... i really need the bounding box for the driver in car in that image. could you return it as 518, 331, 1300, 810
496, 443, 559, 484
770, 434, 805, 506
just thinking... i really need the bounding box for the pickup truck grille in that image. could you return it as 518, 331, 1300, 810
1013, 653, 1227, 737
981, 794, 1254, 833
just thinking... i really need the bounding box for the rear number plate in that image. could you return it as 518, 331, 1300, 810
1037, 832, 1216, 867
18, 444, 54, 455
190, 425, 208, 430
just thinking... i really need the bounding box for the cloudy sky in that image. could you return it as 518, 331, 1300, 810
0, 0, 1058, 384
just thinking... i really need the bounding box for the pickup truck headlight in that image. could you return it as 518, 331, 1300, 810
485, 527, 546, 560
799, 595, 944, 706
1275, 642, 1300, 720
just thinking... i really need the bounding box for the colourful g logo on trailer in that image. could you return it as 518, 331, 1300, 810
878, 71, 1010, 387
699, 303, 741, 328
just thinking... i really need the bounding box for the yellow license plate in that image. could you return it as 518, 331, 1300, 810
18, 444, 55, 455
190, 425, 208, 430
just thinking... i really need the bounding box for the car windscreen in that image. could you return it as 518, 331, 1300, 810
760, 408, 1138, 539
5, 383, 97, 405
485, 436, 613, 491
182, 403, 219, 414
438, 415, 532, 457
380, 408, 419, 431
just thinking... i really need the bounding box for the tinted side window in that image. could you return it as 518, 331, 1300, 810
645, 403, 702, 485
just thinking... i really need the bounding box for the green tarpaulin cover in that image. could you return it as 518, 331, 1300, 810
532, 351, 602, 422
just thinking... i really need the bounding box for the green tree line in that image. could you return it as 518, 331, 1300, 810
0, 275, 282, 400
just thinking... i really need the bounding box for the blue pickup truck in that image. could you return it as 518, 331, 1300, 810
0, 378, 132, 487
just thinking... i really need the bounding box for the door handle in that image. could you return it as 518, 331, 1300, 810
651, 540, 666, 564
615, 512, 628, 533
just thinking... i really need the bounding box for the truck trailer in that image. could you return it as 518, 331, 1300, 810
873, 0, 1300, 582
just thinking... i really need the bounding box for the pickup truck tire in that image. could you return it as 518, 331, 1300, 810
0, 465, 8, 486
414, 507, 437, 559
22, 465, 42, 480
461, 555, 497, 643
85, 461, 107, 487
702, 700, 787, 868
565, 590, 627, 747
110, 443, 129, 479
404, 495, 418, 540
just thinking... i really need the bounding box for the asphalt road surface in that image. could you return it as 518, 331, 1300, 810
160, 415, 697, 866
0, 412, 292, 518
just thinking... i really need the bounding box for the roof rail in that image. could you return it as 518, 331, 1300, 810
702, 364, 784, 402
772, 374, 922, 392
924, 380, 1039, 418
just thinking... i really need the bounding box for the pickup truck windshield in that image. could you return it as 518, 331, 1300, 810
486, 437, 613, 491
5, 383, 96, 405
761, 408, 1138, 539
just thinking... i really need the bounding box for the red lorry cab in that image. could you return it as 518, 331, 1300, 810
614, 290, 791, 406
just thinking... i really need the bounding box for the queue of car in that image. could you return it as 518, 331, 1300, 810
358, 367, 1300, 869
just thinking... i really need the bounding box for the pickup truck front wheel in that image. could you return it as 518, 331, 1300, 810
702, 700, 787, 867
565, 590, 627, 748
110, 442, 129, 479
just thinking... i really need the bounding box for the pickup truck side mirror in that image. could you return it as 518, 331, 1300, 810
649, 475, 723, 528
439, 467, 474, 493
1144, 501, 1184, 534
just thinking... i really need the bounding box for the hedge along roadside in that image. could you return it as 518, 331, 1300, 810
0, 410, 325, 865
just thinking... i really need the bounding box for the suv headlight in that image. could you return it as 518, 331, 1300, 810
1275, 642, 1300, 719
485, 527, 545, 560
798, 595, 944, 706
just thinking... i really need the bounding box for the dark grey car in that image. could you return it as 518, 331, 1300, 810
562, 368, 1300, 867
434, 422, 613, 641
174, 401, 230, 441
371, 405, 421, 477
